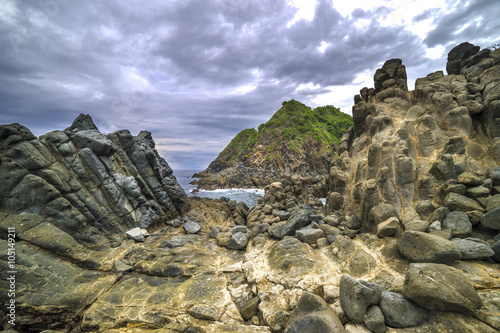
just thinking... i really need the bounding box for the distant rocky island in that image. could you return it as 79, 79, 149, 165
193, 100, 353, 194
1, 42, 499, 333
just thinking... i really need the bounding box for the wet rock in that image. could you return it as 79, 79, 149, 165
339, 274, 382, 324
379, 291, 428, 328
398, 230, 461, 264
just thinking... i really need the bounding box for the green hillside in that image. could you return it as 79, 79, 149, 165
203, 99, 353, 174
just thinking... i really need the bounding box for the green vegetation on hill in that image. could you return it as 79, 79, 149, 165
204, 99, 353, 174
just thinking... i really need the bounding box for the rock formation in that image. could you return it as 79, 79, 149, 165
1, 43, 500, 333
194, 100, 353, 192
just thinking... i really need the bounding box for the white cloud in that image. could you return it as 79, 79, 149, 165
287, 0, 318, 27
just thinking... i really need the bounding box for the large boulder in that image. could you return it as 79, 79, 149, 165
398, 230, 461, 263
402, 263, 483, 315
339, 275, 382, 324
446, 42, 480, 75
444, 193, 485, 212
285, 292, 345, 333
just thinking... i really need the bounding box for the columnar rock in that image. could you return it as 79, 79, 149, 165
326, 43, 500, 234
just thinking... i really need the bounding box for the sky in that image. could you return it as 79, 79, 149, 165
0, 0, 499, 170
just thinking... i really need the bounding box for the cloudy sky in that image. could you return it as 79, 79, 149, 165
0, 0, 499, 170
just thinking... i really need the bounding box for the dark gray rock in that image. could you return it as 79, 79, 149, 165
339, 274, 382, 324
379, 291, 428, 328
369, 204, 398, 226
480, 206, 500, 230
402, 263, 482, 316
466, 186, 490, 198
310, 214, 324, 222
492, 241, 500, 262
183, 220, 201, 234
415, 200, 436, 220
295, 228, 325, 245
442, 211, 472, 237
491, 166, 500, 186
281, 206, 313, 237
363, 305, 386, 333
276, 211, 291, 221
70, 130, 117, 157
346, 215, 362, 229
427, 207, 450, 223
226, 232, 248, 250
209, 227, 220, 239
113, 259, 134, 273
452, 238, 495, 259
398, 231, 461, 264
285, 292, 345, 333
457, 172, 483, 186
326, 235, 337, 244
446, 42, 480, 75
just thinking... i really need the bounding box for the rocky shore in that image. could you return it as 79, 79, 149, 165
0, 42, 499, 333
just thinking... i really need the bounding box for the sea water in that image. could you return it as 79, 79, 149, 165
173, 169, 264, 208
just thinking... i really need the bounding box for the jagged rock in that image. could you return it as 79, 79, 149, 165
452, 238, 495, 259
295, 228, 325, 244
363, 305, 386, 333
112, 259, 134, 273
442, 211, 472, 237
339, 275, 382, 324
402, 263, 483, 315
183, 220, 201, 234
379, 291, 428, 328
398, 231, 461, 264
480, 206, 500, 230
216, 231, 232, 247
285, 292, 345, 333
276, 211, 291, 221
227, 232, 248, 250
210, 226, 220, 238
458, 172, 484, 186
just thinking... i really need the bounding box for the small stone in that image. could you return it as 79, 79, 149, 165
276, 211, 291, 221
427, 221, 441, 233
444, 193, 485, 212
209, 227, 220, 239
113, 259, 134, 273
492, 241, 500, 262
230, 225, 248, 234
324, 215, 340, 226
363, 305, 386, 333
317, 237, 329, 248
310, 214, 324, 222
226, 232, 248, 250
323, 285, 340, 303
326, 235, 337, 244
183, 220, 201, 234
216, 232, 232, 247
126, 227, 145, 242
486, 194, 500, 211
240, 297, 260, 321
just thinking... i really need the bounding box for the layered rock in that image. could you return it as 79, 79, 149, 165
0, 114, 190, 246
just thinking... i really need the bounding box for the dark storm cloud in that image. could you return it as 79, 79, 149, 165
0, 0, 498, 169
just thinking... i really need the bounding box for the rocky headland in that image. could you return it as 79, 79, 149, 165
0, 42, 499, 333
193, 100, 353, 193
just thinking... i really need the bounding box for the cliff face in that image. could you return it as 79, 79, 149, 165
194, 100, 353, 189
327, 43, 500, 232
0, 114, 190, 246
